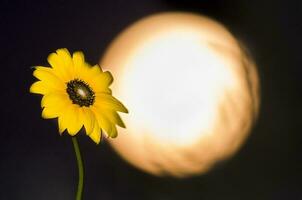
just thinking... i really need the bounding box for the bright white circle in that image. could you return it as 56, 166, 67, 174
100, 12, 260, 177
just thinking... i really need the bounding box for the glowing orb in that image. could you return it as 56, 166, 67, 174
100, 12, 260, 177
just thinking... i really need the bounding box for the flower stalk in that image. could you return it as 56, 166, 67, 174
72, 137, 84, 200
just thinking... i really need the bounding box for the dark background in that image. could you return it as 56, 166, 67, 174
1, 0, 301, 199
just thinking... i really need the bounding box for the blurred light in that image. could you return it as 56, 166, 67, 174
100, 12, 260, 177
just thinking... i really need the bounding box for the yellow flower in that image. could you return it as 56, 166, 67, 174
30, 48, 128, 144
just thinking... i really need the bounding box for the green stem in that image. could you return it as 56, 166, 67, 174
72, 137, 84, 200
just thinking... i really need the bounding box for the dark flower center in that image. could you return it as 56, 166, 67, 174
66, 79, 95, 107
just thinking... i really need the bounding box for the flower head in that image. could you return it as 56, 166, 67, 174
30, 48, 128, 143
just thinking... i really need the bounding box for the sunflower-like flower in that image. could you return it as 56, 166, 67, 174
30, 48, 128, 144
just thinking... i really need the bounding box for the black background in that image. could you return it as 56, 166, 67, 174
1, 0, 302, 199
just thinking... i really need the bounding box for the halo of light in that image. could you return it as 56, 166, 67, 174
100, 12, 260, 177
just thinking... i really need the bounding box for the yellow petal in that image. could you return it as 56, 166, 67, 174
34, 66, 53, 73
78, 66, 111, 94
47, 50, 73, 81
72, 51, 84, 66
109, 124, 118, 138
79, 107, 95, 135
72, 51, 85, 74
48, 52, 60, 69
92, 107, 117, 137
41, 93, 70, 119
30, 81, 51, 94
56, 48, 72, 65
88, 71, 113, 93
41, 92, 69, 108
81, 64, 102, 78
90, 64, 103, 74
106, 111, 126, 128
58, 104, 82, 135
58, 48, 76, 78
67, 106, 83, 135
33, 68, 65, 90
95, 93, 128, 113
88, 120, 101, 144
94, 106, 126, 128
35, 66, 64, 80
58, 115, 67, 134
42, 107, 60, 119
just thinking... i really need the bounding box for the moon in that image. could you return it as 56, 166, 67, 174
100, 12, 260, 177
